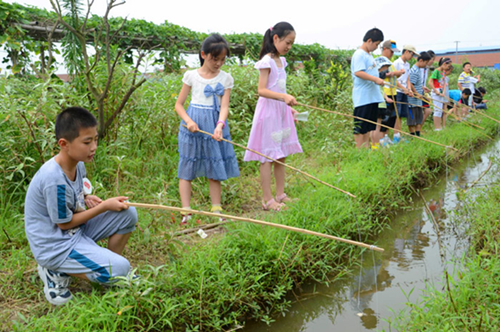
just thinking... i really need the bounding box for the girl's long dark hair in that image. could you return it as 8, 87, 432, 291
259, 22, 295, 60
199, 34, 230, 66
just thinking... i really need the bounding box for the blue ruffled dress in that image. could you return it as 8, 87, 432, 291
177, 70, 240, 181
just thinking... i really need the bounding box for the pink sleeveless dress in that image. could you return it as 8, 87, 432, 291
244, 55, 302, 163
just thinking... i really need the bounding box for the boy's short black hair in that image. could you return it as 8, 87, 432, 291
363, 28, 384, 43
427, 50, 435, 57
418, 51, 431, 62
462, 62, 471, 68
55, 107, 97, 142
478, 87, 486, 94
462, 88, 472, 96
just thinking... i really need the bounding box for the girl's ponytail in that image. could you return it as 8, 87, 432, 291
258, 22, 295, 60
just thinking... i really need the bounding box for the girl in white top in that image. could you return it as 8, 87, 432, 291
175, 34, 240, 223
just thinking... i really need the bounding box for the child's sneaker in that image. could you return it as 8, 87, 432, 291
392, 135, 401, 144
37, 265, 72, 305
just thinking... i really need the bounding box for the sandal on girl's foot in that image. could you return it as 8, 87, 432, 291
262, 198, 284, 212
276, 193, 297, 204
210, 205, 226, 222
180, 214, 192, 225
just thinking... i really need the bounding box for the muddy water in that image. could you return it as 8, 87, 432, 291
244, 139, 500, 332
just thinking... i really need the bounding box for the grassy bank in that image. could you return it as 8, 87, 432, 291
1, 66, 499, 331
389, 150, 500, 331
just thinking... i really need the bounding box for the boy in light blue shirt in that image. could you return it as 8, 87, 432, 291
25, 107, 138, 305
351, 28, 385, 149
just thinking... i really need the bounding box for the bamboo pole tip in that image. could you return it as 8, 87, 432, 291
370, 245, 385, 252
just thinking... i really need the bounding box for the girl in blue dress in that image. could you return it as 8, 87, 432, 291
175, 34, 240, 223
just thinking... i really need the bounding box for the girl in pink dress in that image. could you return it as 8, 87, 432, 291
244, 22, 302, 211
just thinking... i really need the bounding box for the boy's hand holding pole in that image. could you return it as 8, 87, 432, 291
101, 196, 130, 211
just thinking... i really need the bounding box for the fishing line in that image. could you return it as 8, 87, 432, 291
349, 194, 365, 317
371, 249, 379, 320
343, 176, 380, 322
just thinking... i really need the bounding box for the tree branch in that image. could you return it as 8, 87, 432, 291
104, 76, 147, 131
82, 0, 94, 31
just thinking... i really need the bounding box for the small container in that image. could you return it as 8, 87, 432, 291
295, 111, 309, 122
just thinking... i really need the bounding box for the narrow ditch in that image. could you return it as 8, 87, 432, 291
244, 138, 500, 331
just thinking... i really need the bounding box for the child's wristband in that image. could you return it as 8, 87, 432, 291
216, 120, 226, 129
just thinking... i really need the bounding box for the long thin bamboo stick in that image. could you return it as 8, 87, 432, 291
387, 79, 400, 131
393, 100, 486, 131
391, 79, 500, 125
296, 103, 459, 152
385, 81, 496, 135
126, 202, 384, 252
392, 100, 493, 141
443, 95, 500, 125
182, 125, 356, 198
466, 160, 493, 192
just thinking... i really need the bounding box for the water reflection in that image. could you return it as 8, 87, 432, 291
244, 140, 500, 332
350, 259, 393, 329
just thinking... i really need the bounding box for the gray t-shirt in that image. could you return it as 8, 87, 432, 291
24, 157, 87, 270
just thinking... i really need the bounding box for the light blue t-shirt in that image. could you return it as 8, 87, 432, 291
449, 89, 461, 102
351, 48, 383, 108
24, 157, 87, 270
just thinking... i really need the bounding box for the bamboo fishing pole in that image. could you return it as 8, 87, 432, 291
392, 100, 493, 140
384, 82, 492, 139
126, 202, 384, 252
387, 78, 401, 133
296, 103, 459, 152
443, 95, 500, 125
393, 99, 485, 130
181, 125, 356, 198
406, 85, 500, 125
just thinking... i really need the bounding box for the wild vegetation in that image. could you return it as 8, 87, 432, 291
2, 1, 500, 331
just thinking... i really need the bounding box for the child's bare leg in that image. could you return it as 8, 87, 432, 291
274, 158, 286, 198
433, 116, 441, 130
354, 133, 370, 149
208, 179, 222, 205
442, 113, 447, 128
68, 273, 89, 280
461, 106, 467, 118
423, 107, 432, 123
371, 119, 383, 144
394, 117, 402, 132
108, 232, 132, 255
260, 162, 273, 202
179, 179, 192, 208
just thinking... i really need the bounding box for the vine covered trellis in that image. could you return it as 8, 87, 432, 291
0, 1, 353, 138
0, 1, 351, 73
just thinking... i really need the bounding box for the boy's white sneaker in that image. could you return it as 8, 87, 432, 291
37, 265, 72, 305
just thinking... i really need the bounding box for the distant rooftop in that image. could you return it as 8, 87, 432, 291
433, 45, 500, 55
433, 46, 500, 68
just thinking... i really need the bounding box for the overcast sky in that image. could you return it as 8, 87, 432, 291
5, 0, 500, 52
